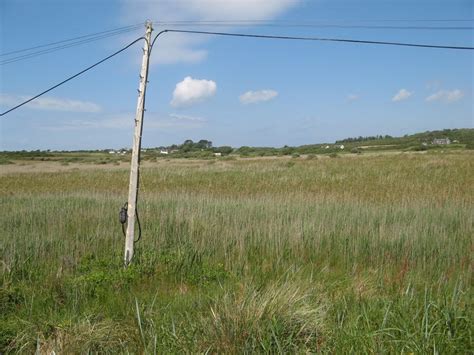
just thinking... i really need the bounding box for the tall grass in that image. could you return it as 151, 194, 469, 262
1, 152, 472, 352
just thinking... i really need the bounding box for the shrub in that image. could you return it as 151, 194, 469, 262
465, 142, 474, 150
413, 145, 428, 151
0, 157, 14, 165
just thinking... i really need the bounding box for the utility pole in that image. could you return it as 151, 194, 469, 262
124, 21, 153, 266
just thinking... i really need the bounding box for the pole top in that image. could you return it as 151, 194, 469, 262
145, 20, 153, 31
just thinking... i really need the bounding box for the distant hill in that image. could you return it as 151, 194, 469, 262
332, 128, 474, 152
1, 128, 473, 162
408, 128, 474, 144
336, 128, 473, 145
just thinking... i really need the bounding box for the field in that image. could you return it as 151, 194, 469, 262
1, 151, 472, 353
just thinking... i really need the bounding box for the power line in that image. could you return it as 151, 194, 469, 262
2, 28, 472, 116
153, 21, 473, 30
153, 19, 474, 23
154, 29, 474, 50
1, 23, 143, 57
0, 37, 145, 117
2, 20, 471, 66
1, 26, 143, 66
1, 27, 142, 65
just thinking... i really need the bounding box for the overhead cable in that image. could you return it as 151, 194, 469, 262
153, 21, 473, 30
0, 37, 145, 116
153, 29, 474, 51
1, 26, 142, 65
153, 19, 474, 23
1, 23, 143, 57
3, 28, 473, 116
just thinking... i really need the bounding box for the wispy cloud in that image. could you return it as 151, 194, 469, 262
0, 94, 101, 113
239, 89, 278, 104
425, 80, 442, 90
392, 89, 412, 102
40, 112, 206, 131
170, 113, 206, 122
120, 0, 300, 65
171, 76, 217, 108
346, 94, 359, 102
40, 114, 132, 131
426, 89, 464, 103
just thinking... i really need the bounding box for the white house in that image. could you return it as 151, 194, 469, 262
160, 150, 169, 155
214, 152, 222, 157
432, 138, 451, 145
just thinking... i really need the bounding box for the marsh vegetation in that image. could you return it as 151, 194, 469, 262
1, 152, 472, 352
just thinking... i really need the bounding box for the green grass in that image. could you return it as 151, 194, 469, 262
1, 152, 472, 353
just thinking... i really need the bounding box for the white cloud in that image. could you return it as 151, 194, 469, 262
346, 94, 359, 101
0, 94, 101, 113
41, 112, 206, 131
150, 33, 208, 65
170, 113, 206, 122
239, 89, 278, 104
392, 89, 412, 102
171, 76, 217, 107
147, 113, 206, 129
183, 0, 299, 20
120, 0, 300, 64
426, 89, 464, 103
40, 114, 132, 131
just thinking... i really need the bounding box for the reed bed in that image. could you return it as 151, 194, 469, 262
1, 152, 472, 353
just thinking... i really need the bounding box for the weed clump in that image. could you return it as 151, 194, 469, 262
199, 282, 325, 353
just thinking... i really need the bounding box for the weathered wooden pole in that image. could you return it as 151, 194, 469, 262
124, 21, 153, 266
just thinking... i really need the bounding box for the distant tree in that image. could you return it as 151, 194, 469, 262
197, 139, 212, 149
282, 146, 294, 155
215, 146, 233, 155
181, 139, 195, 152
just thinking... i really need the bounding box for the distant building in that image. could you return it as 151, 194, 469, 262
339, 145, 345, 150
432, 138, 451, 145
214, 152, 222, 157
160, 150, 168, 155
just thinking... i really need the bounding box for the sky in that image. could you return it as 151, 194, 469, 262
0, 0, 473, 150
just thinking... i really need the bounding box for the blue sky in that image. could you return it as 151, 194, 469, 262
0, 0, 472, 150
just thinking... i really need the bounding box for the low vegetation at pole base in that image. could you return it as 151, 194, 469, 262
0, 131, 473, 352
